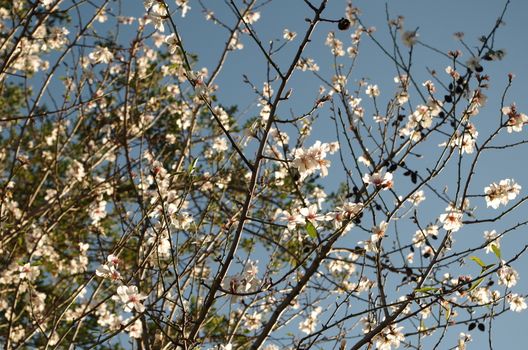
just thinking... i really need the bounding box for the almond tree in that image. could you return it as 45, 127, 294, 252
0, 0, 526, 349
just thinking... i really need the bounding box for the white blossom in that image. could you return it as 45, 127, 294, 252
89, 46, 113, 64
363, 168, 393, 190
508, 293, 527, 312
484, 179, 521, 209
439, 208, 463, 232
116, 285, 148, 313
497, 265, 519, 288
299, 306, 322, 334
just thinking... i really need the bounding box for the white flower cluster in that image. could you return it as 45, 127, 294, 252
484, 179, 521, 209
400, 99, 442, 141
497, 265, 519, 288
328, 201, 364, 229
144, 0, 168, 32
97, 255, 148, 313
374, 324, 405, 350
449, 123, 478, 154
412, 224, 439, 248
292, 141, 339, 180
508, 293, 527, 312
439, 207, 463, 232
283, 29, 297, 41
89, 46, 113, 64
222, 260, 261, 296
299, 306, 322, 334
296, 57, 320, 72
363, 168, 393, 190
502, 104, 528, 133
325, 32, 345, 57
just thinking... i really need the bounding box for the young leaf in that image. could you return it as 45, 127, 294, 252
444, 306, 451, 321
415, 286, 438, 294
467, 277, 485, 293
470, 256, 486, 268
305, 221, 318, 239
188, 157, 200, 174
491, 244, 501, 259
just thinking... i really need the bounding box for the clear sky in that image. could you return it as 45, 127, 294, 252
115, 0, 528, 348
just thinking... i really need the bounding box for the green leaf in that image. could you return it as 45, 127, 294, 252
305, 221, 318, 239
444, 305, 451, 321
467, 277, 484, 293
188, 157, 199, 174
491, 244, 501, 259
415, 286, 439, 294
469, 256, 486, 268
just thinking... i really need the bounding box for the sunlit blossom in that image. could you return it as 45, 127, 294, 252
484, 179, 521, 209
363, 168, 393, 190
439, 208, 463, 232
283, 29, 297, 41
502, 104, 528, 133
497, 265, 519, 288
116, 285, 148, 313
508, 293, 527, 312
299, 306, 322, 334
89, 46, 113, 64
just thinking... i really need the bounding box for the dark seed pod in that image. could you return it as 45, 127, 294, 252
478, 323, 486, 332
475, 65, 484, 73
444, 95, 453, 103
482, 51, 493, 61
411, 172, 418, 184
468, 322, 477, 331
338, 18, 351, 31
